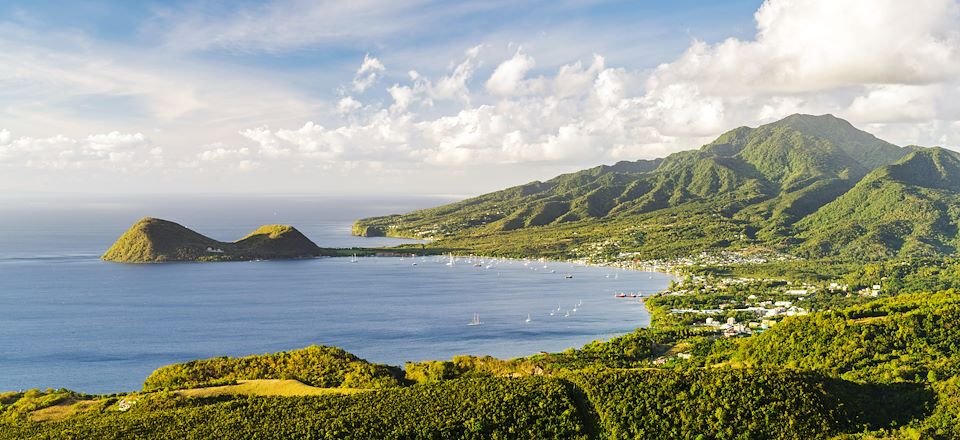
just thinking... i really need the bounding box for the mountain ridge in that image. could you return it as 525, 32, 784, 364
354, 114, 958, 260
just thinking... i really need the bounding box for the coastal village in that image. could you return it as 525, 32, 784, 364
656, 275, 816, 337
589, 249, 885, 339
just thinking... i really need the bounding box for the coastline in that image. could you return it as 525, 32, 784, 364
2, 251, 669, 394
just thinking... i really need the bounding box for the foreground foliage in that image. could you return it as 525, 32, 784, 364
566, 368, 929, 439
2, 378, 587, 440
142, 345, 403, 391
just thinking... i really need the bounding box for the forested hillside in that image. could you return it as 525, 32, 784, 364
355, 114, 958, 260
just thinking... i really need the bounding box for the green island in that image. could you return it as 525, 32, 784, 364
9, 114, 960, 438
101, 217, 333, 263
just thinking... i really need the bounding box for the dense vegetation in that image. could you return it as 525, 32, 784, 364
797, 148, 960, 259
736, 290, 960, 383
142, 345, 403, 391
2, 378, 587, 439
405, 327, 708, 383
102, 217, 331, 262
355, 114, 960, 261
566, 368, 928, 439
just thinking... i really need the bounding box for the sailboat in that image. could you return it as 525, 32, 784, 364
350, 254, 358, 263
525, 313, 532, 323
468, 313, 482, 326
446, 254, 455, 267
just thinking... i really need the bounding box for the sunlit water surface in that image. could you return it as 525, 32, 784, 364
0, 195, 670, 393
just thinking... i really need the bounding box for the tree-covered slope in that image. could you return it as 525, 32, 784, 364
356, 114, 939, 260
772, 113, 909, 170
102, 217, 328, 263
143, 345, 403, 391
2, 378, 590, 440
798, 148, 960, 258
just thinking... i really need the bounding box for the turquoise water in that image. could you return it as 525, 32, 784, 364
0, 195, 670, 393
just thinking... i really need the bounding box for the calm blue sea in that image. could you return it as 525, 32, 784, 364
0, 195, 670, 393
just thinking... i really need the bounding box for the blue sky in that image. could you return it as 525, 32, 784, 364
1, 0, 959, 195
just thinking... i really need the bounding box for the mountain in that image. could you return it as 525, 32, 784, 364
354, 114, 953, 260
102, 217, 327, 263
798, 148, 960, 259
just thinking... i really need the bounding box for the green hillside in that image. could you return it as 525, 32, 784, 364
355, 114, 955, 261
102, 217, 329, 263
142, 345, 403, 391
798, 148, 960, 258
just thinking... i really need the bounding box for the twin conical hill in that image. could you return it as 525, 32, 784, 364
102, 218, 326, 263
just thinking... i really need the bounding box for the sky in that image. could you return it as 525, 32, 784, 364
1, 0, 960, 196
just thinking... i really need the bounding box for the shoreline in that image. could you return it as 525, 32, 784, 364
2, 252, 671, 395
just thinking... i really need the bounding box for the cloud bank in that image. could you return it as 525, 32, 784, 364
233, 0, 960, 172
4, 0, 960, 194
0, 129, 160, 170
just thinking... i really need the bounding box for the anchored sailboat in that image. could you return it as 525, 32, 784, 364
468, 313, 482, 326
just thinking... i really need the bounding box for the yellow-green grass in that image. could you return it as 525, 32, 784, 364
28, 398, 100, 422
174, 379, 370, 398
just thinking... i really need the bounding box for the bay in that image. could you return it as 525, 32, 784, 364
0, 195, 671, 393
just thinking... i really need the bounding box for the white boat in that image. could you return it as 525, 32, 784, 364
446, 254, 455, 267
525, 314, 532, 323
350, 254, 358, 263
468, 313, 482, 326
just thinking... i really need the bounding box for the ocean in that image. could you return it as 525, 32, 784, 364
0, 194, 671, 393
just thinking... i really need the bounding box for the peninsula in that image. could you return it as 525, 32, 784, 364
102, 217, 330, 263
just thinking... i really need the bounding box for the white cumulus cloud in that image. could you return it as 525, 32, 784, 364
352, 54, 386, 93
485, 49, 536, 96
0, 129, 160, 170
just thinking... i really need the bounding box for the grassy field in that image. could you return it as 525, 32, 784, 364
27, 398, 100, 423
174, 379, 369, 398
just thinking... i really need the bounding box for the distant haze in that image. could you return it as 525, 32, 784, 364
1, 0, 959, 195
